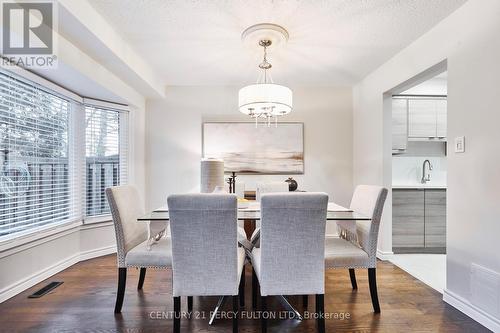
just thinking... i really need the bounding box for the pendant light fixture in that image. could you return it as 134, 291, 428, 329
239, 23, 292, 127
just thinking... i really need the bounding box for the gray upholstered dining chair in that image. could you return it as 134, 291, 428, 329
324, 185, 388, 313
106, 185, 172, 314
251, 182, 290, 246
250, 192, 328, 333
168, 193, 245, 333
212, 185, 248, 245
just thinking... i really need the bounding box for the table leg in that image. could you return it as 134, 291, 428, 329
147, 221, 167, 251
208, 296, 226, 325
147, 221, 152, 250
209, 295, 303, 324
244, 219, 255, 239
277, 296, 304, 321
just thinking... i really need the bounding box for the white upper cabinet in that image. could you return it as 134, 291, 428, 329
407, 98, 447, 140
408, 99, 437, 138
392, 99, 408, 151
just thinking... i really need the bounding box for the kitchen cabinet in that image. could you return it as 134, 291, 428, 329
407, 98, 447, 140
408, 99, 436, 138
392, 189, 425, 248
392, 99, 408, 152
392, 188, 446, 253
424, 189, 446, 248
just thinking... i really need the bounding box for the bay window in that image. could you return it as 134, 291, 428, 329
85, 105, 128, 217
0, 69, 129, 241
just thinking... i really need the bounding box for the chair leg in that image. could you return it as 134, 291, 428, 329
252, 267, 258, 309
187, 296, 193, 313
302, 295, 308, 309
138, 267, 146, 290
114, 267, 126, 313
349, 268, 358, 290
261, 296, 267, 333
233, 295, 239, 333
316, 294, 325, 333
173, 296, 181, 333
368, 268, 381, 313
239, 266, 245, 307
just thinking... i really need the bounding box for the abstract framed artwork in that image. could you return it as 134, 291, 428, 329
202, 122, 304, 174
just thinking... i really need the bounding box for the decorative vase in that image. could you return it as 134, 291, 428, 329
285, 177, 298, 191
200, 158, 224, 193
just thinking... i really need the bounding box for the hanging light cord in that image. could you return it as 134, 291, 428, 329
263, 45, 268, 83
254, 40, 278, 127
258, 40, 272, 84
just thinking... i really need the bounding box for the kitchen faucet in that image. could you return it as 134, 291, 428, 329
421, 159, 433, 184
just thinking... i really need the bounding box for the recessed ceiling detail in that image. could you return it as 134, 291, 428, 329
87, 0, 468, 87
241, 23, 289, 49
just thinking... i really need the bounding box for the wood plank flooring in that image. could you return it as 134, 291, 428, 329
0, 255, 490, 333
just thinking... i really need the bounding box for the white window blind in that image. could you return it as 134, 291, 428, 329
85, 105, 128, 217
0, 72, 80, 240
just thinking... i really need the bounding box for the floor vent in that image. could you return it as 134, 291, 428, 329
28, 281, 63, 298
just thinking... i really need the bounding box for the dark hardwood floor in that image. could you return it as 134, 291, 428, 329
0, 255, 489, 333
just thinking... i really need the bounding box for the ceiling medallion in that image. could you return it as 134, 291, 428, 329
238, 23, 292, 127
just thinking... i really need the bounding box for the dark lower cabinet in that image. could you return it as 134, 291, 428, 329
392, 188, 446, 254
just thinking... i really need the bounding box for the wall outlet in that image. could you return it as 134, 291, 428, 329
455, 136, 465, 153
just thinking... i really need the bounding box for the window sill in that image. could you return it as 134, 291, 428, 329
0, 218, 115, 257
84, 215, 113, 225
0, 215, 115, 255
0, 220, 82, 255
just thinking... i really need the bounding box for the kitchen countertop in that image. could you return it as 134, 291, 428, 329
392, 184, 447, 189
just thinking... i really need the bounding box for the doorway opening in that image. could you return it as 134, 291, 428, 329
387, 63, 447, 293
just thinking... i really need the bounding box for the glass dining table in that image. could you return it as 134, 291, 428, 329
138, 202, 370, 223
137, 202, 370, 324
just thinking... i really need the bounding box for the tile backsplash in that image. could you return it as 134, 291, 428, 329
392, 155, 447, 187
392, 141, 447, 187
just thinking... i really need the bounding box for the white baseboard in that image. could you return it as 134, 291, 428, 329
376, 249, 394, 261
443, 289, 500, 332
79, 245, 116, 262
0, 245, 116, 303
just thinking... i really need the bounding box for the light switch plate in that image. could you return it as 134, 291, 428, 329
455, 136, 465, 153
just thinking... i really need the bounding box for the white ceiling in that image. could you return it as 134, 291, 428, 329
88, 0, 466, 87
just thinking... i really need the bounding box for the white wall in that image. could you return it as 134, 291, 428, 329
146, 86, 353, 235
0, 222, 116, 302
353, 0, 500, 330
401, 74, 447, 95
